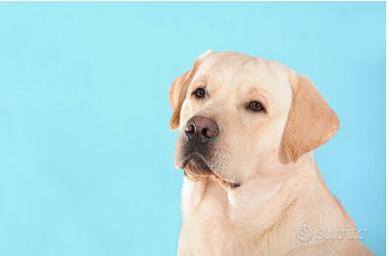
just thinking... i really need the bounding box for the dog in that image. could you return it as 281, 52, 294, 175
169, 51, 372, 255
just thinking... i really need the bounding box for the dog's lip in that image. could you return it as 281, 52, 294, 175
211, 170, 241, 189
179, 158, 241, 189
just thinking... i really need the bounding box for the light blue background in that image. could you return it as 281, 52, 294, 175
0, 2, 385, 255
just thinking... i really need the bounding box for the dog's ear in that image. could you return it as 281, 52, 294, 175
169, 70, 192, 129
169, 50, 212, 130
281, 74, 339, 162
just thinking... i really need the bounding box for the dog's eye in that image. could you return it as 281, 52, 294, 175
192, 88, 206, 99
246, 100, 266, 113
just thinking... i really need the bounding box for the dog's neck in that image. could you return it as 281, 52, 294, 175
181, 153, 353, 239
224, 154, 319, 232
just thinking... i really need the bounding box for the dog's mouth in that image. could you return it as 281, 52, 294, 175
179, 154, 240, 189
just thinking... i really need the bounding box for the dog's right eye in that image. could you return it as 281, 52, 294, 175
245, 100, 266, 113
192, 88, 206, 99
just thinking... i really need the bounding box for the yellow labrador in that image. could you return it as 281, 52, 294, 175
169, 51, 372, 256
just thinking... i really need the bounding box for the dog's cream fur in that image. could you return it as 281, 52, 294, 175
169, 51, 372, 256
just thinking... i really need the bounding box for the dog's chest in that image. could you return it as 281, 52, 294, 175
180, 179, 255, 255
180, 209, 244, 256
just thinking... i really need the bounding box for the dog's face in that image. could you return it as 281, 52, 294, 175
169, 51, 339, 187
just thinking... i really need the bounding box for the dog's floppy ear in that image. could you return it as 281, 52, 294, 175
281, 74, 339, 162
169, 50, 212, 130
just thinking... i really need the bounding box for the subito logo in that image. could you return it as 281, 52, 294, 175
296, 224, 313, 243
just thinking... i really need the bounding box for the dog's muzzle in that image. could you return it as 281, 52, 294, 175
179, 115, 218, 174
179, 116, 241, 189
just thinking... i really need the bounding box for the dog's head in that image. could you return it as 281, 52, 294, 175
169, 51, 339, 188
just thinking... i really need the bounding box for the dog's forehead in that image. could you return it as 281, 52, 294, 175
194, 52, 292, 95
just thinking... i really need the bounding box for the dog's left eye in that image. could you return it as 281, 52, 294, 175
246, 100, 266, 113
192, 88, 206, 99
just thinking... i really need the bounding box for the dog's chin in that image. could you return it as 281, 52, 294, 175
181, 158, 212, 178
179, 156, 241, 189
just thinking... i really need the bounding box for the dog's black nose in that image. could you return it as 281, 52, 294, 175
185, 116, 219, 143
